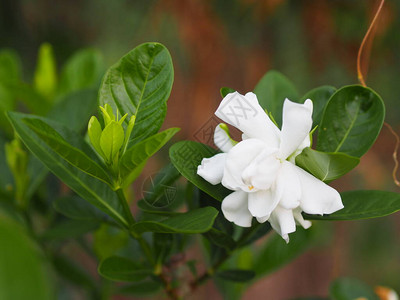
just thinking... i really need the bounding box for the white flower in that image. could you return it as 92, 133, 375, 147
197, 91, 343, 242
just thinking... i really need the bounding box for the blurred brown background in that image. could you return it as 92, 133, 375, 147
1, 0, 400, 299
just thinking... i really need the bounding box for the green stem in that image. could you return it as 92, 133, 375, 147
115, 188, 135, 225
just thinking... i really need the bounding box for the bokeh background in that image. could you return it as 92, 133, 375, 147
1, 0, 400, 299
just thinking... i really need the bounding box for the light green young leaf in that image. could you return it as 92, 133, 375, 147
23, 117, 111, 184
7, 112, 133, 228
120, 128, 179, 181
317, 85, 385, 157
98, 256, 153, 282
34, 43, 57, 100
88, 116, 103, 155
122, 115, 136, 154
100, 121, 124, 162
305, 190, 400, 221
99, 42, 174, 145
253, 70, 299, 127
130, 207, 218, 235
295, 147, 359, 182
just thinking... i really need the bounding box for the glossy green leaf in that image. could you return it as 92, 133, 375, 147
295, 147, 359, 182
34, 43, 57, 100
330, 277, 379, 300
204, 228, 236, 251
253, 70, 299, 127
236, 222, 272, 248
300, 85, 336, 127
59, 48, 104, 96
120, 128, 180, 181
100, 121, 124, 162
99, 42, 174, 145
169, 141, 230, 202
98, 256, 152, 282
0, 217, 54, 300
317, 85, 385, 157
53, 196, 109, 221
24, 117, 111, 184
254, 226, 320, 277
7, 112, 133, 228
220, 87, 235, 98
305, 190, 400, 221
131, 207, 218, 235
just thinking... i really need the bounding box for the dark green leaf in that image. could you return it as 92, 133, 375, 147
330, 277, 379, 300
99, 42, 174, 145
0, 135, 13, 193
253, 70, 299, 127
98, 256, 152, 282
300, 85, 336, 127
254, 227, 319, 276
236, 222, 272, 248
94, 224, 129, 260
0, 49, 21, 83
204, 228, 236, 251
0, 217, 54, 299
53, 195, 109, 221
305, 190, 400, 221
216, 269, 255, 283
7, 112, 133, 228
53, 255, 97, 289
295, 148, 359, 182
140, 163, 181, 210
169, 141, 230, 202
317, 85, 385, 157
59, 48, 104, 96
131, 207, 218, 234
220, 87, 235, 98
24, 117, 111, 184
120, 127, 180, 183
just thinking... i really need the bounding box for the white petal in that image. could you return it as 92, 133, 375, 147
221, 191, 253, 227
241, 147, 280, 190
295, 165, 344, 215
279, 99, 313, 159
293, 207, 312, 229
248, 189, 278, 218
214, 123, 236, 153
274, 161, 301, 209
222, 139, 267, 191
256, 215, 269, 223
197, 153, 227, 185
215, 92, 280, 148
268, 205, 296, 243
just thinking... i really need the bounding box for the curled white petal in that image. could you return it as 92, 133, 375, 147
248, 189, 278, 219
279, 99, 313, 160
268, 205, 296, 243
293, 207, 312, 229
215, 92, 280, 148
221, 191, 253, 227
214, 123, 236, 153
274, 161, 301, 210
197, 153, 226, 185
222, 139, 267, 191
295, 165, 344, 215
241, 147, 280, 190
